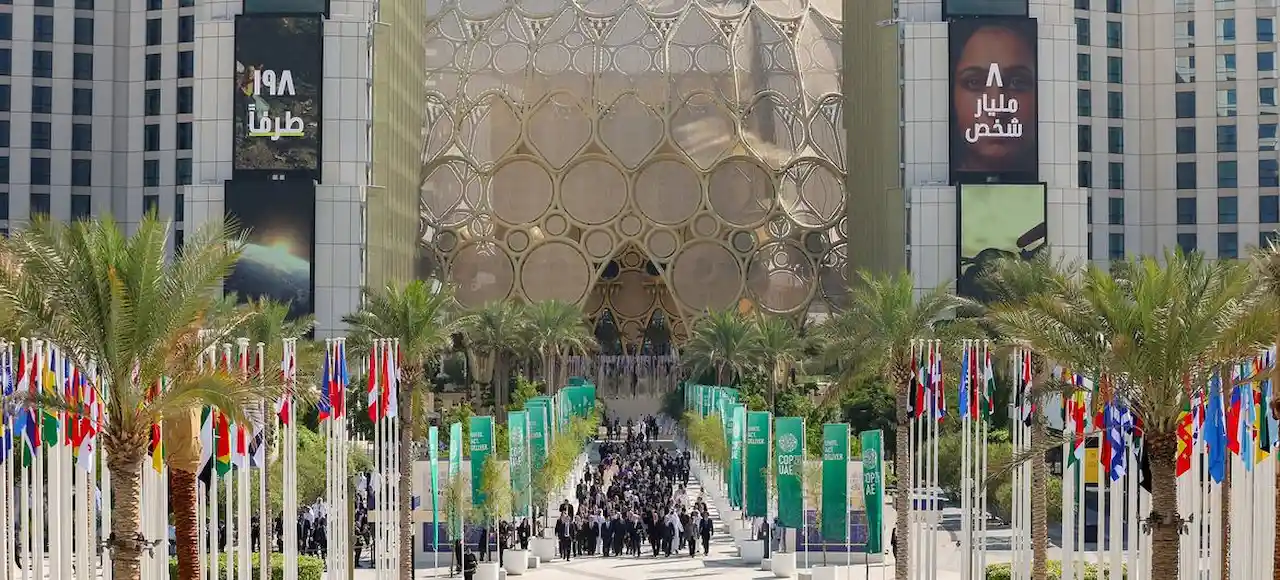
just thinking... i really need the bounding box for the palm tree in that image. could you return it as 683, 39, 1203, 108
978, 251, 1082, 580
0, 215, 263, 580
816, 271, 969, 580
752, 315, 807, 414
682, 308, 760, 386
342, 280, 463, 580
462, 300, 529, 411
987, 250, 1271, 580
523, 300, 596, 393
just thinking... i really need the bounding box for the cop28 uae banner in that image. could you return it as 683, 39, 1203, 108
728, 404, 746, 509
528, 400, 549, 471
820, 423, 850, 541
744, 411, 771, 517
861, 430, 886, 554
508, 411, 531, 517
949, 17, 1038, 183
469, 415, 494, 507
776, 417, 805, 528
233, 15, 322, 176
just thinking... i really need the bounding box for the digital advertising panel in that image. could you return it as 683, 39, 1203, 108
243, 0, 329, 16
223, 180, 316, 319
949, 17, 1038, 184
233, 15, 323, 178
956, 183, 1047, 301
944, 0, 1028, 17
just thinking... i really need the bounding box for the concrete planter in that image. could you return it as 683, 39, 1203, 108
476, 562, 501, 580
771, 551, 797, 578
810, 565, 848, 580
732, 528, 754, 543
739, 539, 765, 565
761, 558, 772, 571
503, 549, 530, 575
531, 537, 557, 561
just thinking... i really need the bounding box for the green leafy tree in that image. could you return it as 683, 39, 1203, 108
462, 301, 529, 409
342, 280, 464, 580
443, 402, 474, 456
524, 301, 596, 393
507, 375, 542, 412
476, 456, 514, 526
754, 315, 808, 414
682, 308, 760, 386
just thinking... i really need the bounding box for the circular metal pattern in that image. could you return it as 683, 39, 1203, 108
522, 242, 591, 303
424, 0, 847, 326
819, 242, 849, 311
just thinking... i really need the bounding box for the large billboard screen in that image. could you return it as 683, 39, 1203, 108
224, 180, 315, 320
233, 15, 322, 177
944, 0, 1028, 17
243, 0, 329, 16
949, 17, 1038, 184
956, 183, 1047, 301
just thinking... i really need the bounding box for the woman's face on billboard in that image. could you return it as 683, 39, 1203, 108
954, 25, 1037, 171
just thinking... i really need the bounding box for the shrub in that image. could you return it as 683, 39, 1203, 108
985, 561, 1125, 580
171, 553, 325, 580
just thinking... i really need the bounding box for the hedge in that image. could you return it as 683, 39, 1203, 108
986, 562, 1126, 580
169, 553, 325, 580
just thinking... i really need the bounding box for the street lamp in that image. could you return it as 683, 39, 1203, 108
468, 347, 495, 409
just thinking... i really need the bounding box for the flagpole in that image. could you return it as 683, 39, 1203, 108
907, 339, 918, 580
283, 338, 298, 580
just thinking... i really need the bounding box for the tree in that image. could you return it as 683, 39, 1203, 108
523, 300, 596, 393
978, 250, 1081, 580
682, 308, 760, 386
476, 456, 514, 527
754, 315, 808, 414
342, 280, 464, 580
462, 301, 529, 411
816, 271, 970, 580
802, 461, 828, 565
986, 249, 1271, 580
508, 375, 542, 412
0, 216, 263, 580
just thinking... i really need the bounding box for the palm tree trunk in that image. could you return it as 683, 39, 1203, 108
891, 363, 911, 580
1030, 417, 1048, 580
399, 383, 418, 580
170, 468, 201, 580
1148, 431, 1182, 580
542, 353, 554, 394
106, 446, 146, 580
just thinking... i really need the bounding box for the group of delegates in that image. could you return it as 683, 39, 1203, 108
552, 429, 716, 561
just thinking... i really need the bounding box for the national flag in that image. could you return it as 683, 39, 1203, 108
1133, 415, 1153, 492
384, 342, 399, 420
981, 348, 995, 421
149, 422, 164, 473
317, 346, 332, 421
1108, 404, 1129, 481
75, 377, 99, 473
1175, 395, 1194, 476
368, 342, 381, 423
41, 345, 60, 447
958, 344, 971, 420
250, 348, 266, 469
234, 422, 250, 470
329, 342, 345, 419
15, 344, 36, 464
907, 351, 920, 419
198, 406, 215, 485
1257, 380, 1271, 464
215, 411, 232, 476
1096, 401, 1112, 472
1228, 382, 1243, 455
336, 341, 348, 418
1206, 371, 1228, 483
277, 343, 295, 426
1019, 351, 1034, 426
932, 344, 945, 421
917, 345, 930, 419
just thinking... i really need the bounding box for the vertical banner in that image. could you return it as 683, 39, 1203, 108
429, 425, 440, 551
232, 15, 323, 178
820, 423, 850, 541
728, 404, 746, 509
469, 416, 494, 507
448, 422, 463, 537
744, 411, 771, 517
508, 410, 531, 517
948, 17, 1039, 184
222, 180, 316, 320
861, 430, 886, 554
528, 401, 548, 471
775, 417, 805, 528
956, 183, 1048, 300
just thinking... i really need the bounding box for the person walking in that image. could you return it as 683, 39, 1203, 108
555, 513, 575, 561
517, 518, 531, 550
699, 511, 712, 556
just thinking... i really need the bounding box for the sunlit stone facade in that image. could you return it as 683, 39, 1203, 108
420, 0, 845, 348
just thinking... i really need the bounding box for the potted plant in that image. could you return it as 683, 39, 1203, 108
475, 457, 513, 580
440, 473, 472, 572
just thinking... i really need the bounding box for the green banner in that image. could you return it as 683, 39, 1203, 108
509, 410, 531, 517
861, 429, 885, 554
728, 404, 745, 509
820, 423, 850, 541
448, 422, 463, 536
469, 415, 494, 507
429, 425, 440, 550
775, 416, 805, 528
528, 401, 549, 471
744, 411, 771, 517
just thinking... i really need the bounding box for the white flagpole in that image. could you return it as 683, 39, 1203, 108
961, 340, 971, 580
1061, 373, 1073, 580
283, 338, 298, 580
977, 341, 989, 580
32, 342, 45, 580
907, 339, 918, 580
223, 343, 237, 580
257, 342, 269, 580
238, 338, 253, 580
324, 338, 334, 580
1009, 350, 1020, 580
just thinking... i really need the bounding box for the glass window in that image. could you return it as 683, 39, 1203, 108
1078, 89, 1092, 117
1108, 197, 1125, 225
1218, 17, 1236, 42
1176, 126, 1197, 154
1263, 87, 1277, 114
73, 53, 93, 81
33, 15, 54, 43
143, 195, 159, 216
1108, 56, 1124, 83
178, 51, 193, 78
1107, 0, 1120, 12
1108, 126, 1124, 154
1262, 159, 1280, 187
70, 194, 91, 220
1218, 89, 1238, 117
176, 158, 192, 186
1106, 21, 1122, 48
1261, 52, 1276, 74
174, 194, 185, 221
73, 17, 93, 45
0, 157, 8, 183
71, 161, 91, 188
72, 88, 92, 116
176, 122, 191, 150
1109, 233, 1125, 260
1177, 198, 1198, 226
30, 158, 50, 186
0, 13, 10, 40
30, 122, 51, 150
1108, 162, 1125, 189
144, 124, 160, 152
1175, 20, 1195, 48
145, 54, 161, 81
75, 0, 93, 9
174, 229, 184, 254
0, 194, 7, 221
1218, 53, 1237, 81
146, 19, 162, 46
1219, 160, 1240, 188
0, 121, 8, 148
177, 87, 193, 114
1176, 91, 1196, 118
1262, 17, 1276, 42
1177, 162, 1197, 189
1075, 0, 1089, 8
31, 86, 51, 114
1262, 231, 1279, 248
1176, 55, 1196, 83
145, 89, 161, 116
143, 160, 159, 187
1079, 125, 1092, 152
1108, 91, 1124, 118
1077, 18, 1091, 45
0, 86, 10, 112
0, 50, 11, 75
1177, 233, 1198, 254
1088, 195, 1094, 225
1218, 125, 1238, 152
1219, 195, 1239, 224
1219, 232, 1239, 259
178, 15, 194, 43
1078, 54, 1092, 82
71, 124, 91, 151
147, 0, 161, 9
29, 194, 50, 218
32, 51, 53, 78
1262, 195, 1280, 223
1079, 160, 1093, 188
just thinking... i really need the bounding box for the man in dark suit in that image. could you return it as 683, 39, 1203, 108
699, 512, 712, 556
600, 513, 613, 557
555, 514, 575, 561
